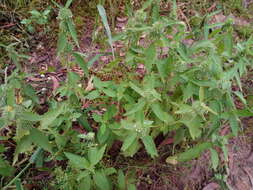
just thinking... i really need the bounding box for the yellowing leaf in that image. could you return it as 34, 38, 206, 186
199, 86, 205, 102
166, 156, 178, 165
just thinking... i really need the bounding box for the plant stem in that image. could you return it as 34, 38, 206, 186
3, 162, 32, 190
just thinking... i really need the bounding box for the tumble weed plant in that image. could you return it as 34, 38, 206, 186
0, 0, 253, 189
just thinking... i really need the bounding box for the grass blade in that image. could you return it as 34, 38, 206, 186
97, 5, 115, 59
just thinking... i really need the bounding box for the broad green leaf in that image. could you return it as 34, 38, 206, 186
129, 82, 145, 97
15, 179, 24, 190
85, 90, 100, 100
0, 157, 14, 176
29, 148, 43, 164
73, 52, 88, 76
94, 171, 112, 190
191, 40, 215, 53
144, 44, 156, 72
174, 128, 185, 145
30, 128, 52, 152
103, 105, 117, 121
67, 19, 79, 48
77, 170, 90, 180
200, 103, 218, 115
199, 87, 204, 102
54, 132, 67, 148
210, 148, 219, 171
229, 114, 239, 136
64, 152, 90, 170
224, 32, 232, 57
104, 167, 117, 175
15, 120, 30, 141
141, 135, 158, 158
41, 104, 64, 129
20, 112, 41, 121
100, 124, 107, 135
174, 104, 193, 114
78, 115, 92, 132
235, 73, 242, 91
124, 99, 146, 116
88, 145, 107, 166
65, 0, 73, 8
0, 118, 6, 129
57, 32, 67, 56
97, 125, 110, 144
234, 91, 247, 105
191, 79, 217, 88
79, 175, 91, 190
87, 54, 104, 68
68, 71, 80, 85
97, 5, 114, 58
117, 170, 126, 190
22, 84, 39, 104
183, 83, 195, 101
182, 116, 202, 140
102, 88, 117, 97
0, 145, 5, 152
221, 144, 228, 162
151, 0, 160, 22
121, 133, 138, 151
123, 138, 141, 157
156, 59, 169, 82
142, 0, 153, 10
7, 88, 15, 106
30, 10, 41, 16
235, 109, 253, 117
14, 135, 33, 164
150, 89, 161, 101
177, 42, 189, 61
93, 77, 110, 89
151, 103, 174, 124
128, 184, 137, 190
166, 142, 212, 163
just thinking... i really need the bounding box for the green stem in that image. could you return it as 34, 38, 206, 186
3, 162, 32, 190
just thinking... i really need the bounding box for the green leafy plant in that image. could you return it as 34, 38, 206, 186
1, 0, 253, 189
21, 7, 51, 33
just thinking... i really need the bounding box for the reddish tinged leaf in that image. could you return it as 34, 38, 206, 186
158, 138, 174, 147
51, 75, 60, 92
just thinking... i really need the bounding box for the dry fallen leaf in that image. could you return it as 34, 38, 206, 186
202, 182, 220, 190
85, 75, 94, 91
50, 75, 60, 92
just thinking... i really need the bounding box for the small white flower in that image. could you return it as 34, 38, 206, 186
40, 74, 45, 78
78, 84, 82, 87
41, 87, 47, 91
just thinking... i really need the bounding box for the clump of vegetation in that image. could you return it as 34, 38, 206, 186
0, 0, 253, 189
